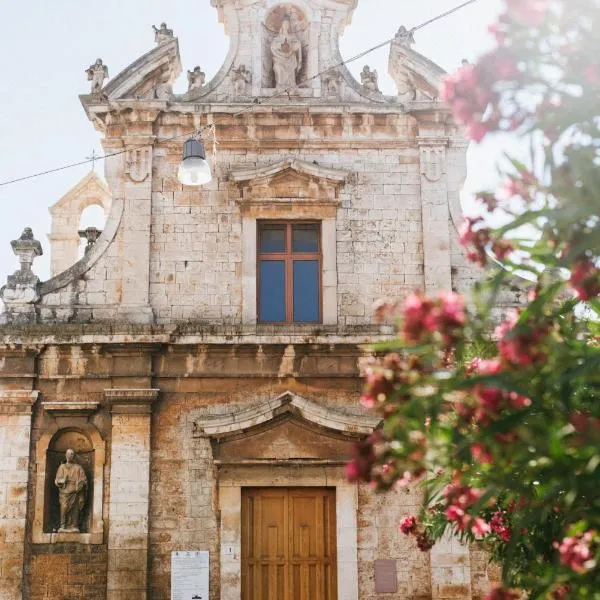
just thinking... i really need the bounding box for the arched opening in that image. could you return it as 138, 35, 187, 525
77, 203, 106, 259
43, 429, 94, 534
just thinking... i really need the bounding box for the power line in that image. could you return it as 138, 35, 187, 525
0, 0, 480, 188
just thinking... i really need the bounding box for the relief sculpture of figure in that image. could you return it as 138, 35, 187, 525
270, 17, 302, 88
54, 449, 87, 532
86, 59, 108, 94
232, 64, 252, 96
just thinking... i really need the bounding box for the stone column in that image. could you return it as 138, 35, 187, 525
0, 390, 38, 600
417, 136, 452, 294
105, 389, 159, 600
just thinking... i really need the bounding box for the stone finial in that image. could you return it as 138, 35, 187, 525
395, 25, 415, 48
187, 66, 206, 93
86, 59, 109, 94
78, 227, 102, 254
1, 228, 43, 322
153, 22, 174, 45
360, 65, 380, 93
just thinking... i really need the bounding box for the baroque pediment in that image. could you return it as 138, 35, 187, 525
230, 158, 349, 207
388, 28, 446, 105
193, 391, 380, 462
81, 38, 182, 105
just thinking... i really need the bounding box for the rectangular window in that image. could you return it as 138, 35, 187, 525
258, 222, 321, 323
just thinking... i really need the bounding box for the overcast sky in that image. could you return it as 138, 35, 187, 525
0, 0, 504, 282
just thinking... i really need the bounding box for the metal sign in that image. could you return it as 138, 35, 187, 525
374, 559, 398, 593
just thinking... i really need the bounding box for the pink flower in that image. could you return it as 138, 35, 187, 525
471, 517, 491, 537
506, 0, 548, 27
490, 511, 512, 542
496, 310, 547, 367
399, 516, 418, 535
471, 443, 493, 464
554, 530, 596, 573
570, 258, 600, 300
445, 505, 465, 522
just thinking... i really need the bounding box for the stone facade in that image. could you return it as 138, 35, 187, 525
0, 1, 493, 599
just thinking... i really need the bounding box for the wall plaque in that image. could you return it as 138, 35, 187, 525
374, 559, 398, 593
171, 551, 209, 600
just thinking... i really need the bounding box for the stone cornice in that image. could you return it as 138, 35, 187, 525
230, 158, 349, 184
0, 390, 39, 415
41, 401, 100, 418
105, 389, 159, 414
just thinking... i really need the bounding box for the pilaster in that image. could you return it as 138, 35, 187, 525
0, 390, 39, 600
417, 135, 452, 293
105, 388, 159, 600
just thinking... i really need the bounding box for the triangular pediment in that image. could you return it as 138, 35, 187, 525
49, 172, 111, 216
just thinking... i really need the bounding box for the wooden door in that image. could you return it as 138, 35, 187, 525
241, 488, 337, 600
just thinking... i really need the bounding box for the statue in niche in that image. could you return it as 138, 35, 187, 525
361, 65, 380, 93
86, 59, 108, 94
54, 449, 87, 533
187, 66, 206, 93
153, 22, 174, 45
232, 64, 252, 96
270, 17, 302, 88
323, 70, 342, 98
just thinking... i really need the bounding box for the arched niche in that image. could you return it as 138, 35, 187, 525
33, 419, 105, 544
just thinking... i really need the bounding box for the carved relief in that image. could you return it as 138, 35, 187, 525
419, 143, 447, 182
125, 148, 151, 182
323, 69, 342, 99
262, 4, 308, 89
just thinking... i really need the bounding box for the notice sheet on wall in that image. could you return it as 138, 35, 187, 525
171, 551, 209, 600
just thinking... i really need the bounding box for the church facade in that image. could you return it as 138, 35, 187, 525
0, 1, 492, 599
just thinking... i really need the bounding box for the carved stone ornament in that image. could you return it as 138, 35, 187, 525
360, 65, 380, 93
125, 148, 151, 182
54, 449, 88, 533
153, 22, 174, 45
419, 141, 447, 182
232, 64, 252, 96
323, 69, 342, 98
270, 16, 303, 88
0, 227, 43, 314
395, 25, 416, 48
187, 66, 205, 93
86, 59, 108, 94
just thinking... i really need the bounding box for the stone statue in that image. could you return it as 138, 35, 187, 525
86, 59, 108, 94
187, 66, 206, 93
153, 22, 173, 45
270, 17, 302, 88
395, 25, 415, 48
54, 449, 87, 533
232, 64, 252, 96
323, 70, 342, 98
361, 65, 380, 93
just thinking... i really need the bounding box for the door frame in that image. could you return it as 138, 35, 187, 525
218, 465, 358, 600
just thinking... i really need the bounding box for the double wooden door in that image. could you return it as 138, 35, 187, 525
241, 488, 337, 600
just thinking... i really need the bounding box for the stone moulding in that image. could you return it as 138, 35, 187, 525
41, 401, 100, 418
39, 197, 124, 296
193, 390, 381, 439
230, 157, 348, 184
104, 388, 160, 414
0, 390, 39, 414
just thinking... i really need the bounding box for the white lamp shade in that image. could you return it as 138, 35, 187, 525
177, 157, 212, 186
177, 138, 212, 186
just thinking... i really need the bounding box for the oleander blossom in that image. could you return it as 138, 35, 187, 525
495, 310, 548, 366
569, 257, 600, 300
490, 511, 512, 543
400, 516, 418, 535
554, 530, 597, 573
401, 291, 466, 346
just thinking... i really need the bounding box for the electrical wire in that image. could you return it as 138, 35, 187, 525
0, 0, 480, 188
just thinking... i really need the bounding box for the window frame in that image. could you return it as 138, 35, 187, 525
257, 220, 323, 324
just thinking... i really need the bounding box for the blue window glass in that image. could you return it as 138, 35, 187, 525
292, 226, 319, 252
259, 260, 286, 322
293, 260, 319, 322
259, 226, 285, 253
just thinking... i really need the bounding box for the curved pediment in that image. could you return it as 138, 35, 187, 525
82, 38, 182, 105
194, 391, 380, 439
193, 392, 380, 463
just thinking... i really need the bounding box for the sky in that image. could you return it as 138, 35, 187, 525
0, 0, 505, 283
